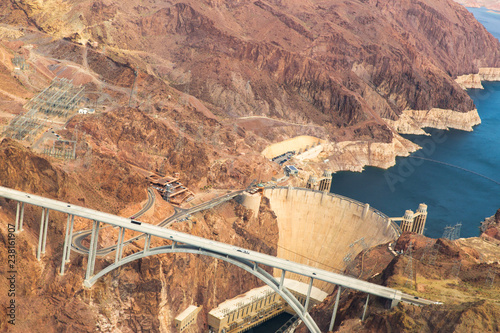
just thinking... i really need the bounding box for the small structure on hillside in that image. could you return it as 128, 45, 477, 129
147, 172, 193, 205
284, 165, 298, 176
78, 108, 95, 114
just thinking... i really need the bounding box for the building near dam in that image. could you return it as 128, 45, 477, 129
175, 305, 202, 332
207, 279, 327, 333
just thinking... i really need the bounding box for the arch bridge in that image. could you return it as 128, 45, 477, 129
0, 186, 439, 332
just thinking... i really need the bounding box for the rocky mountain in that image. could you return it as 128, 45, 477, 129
1, 0, 500, 332
2, 0, 500, 143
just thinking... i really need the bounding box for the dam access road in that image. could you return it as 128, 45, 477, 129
71, 187, 247, 255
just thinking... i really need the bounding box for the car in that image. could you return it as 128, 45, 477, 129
131, 220, 141, 225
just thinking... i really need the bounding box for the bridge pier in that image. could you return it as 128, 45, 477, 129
328, 286, 342, 332
15, 202, 20, 232
115, 227, 125, 263
85, 221, 100, 283
60, 214, 74, 275
37, 208, 47, 260
304, 277, 313, 314
144, 234, 151, 253
66, 215, 75, 263
279, 270, 286, 290
362, 294, 370, 321
19, 202, 25, 231
41, 208, 50, 254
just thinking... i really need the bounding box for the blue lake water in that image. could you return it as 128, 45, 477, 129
330, 8, 500, 239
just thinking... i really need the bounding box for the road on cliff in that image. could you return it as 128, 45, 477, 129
71, 187, 247, 256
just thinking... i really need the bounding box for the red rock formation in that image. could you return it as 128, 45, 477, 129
2, 0, 498, 141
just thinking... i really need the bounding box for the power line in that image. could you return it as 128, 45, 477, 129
408, 156, 500, 187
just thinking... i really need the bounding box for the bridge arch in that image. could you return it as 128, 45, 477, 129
86, 245, 322, 333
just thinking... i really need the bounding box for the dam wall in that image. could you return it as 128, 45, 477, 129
261, 135, 325, 159
262, 187, 400, 293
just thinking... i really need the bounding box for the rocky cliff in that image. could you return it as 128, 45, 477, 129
456, 67, 500, 89
2, 0, 499, 145
384, 108, 481, 134
479, 67, 500, 81
455, 73, 484, 89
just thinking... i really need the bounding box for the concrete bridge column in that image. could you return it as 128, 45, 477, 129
41, 208, 50, 254
329, 286, 342, 332
362, 294, 370, 321
279, 270, 286, 290
66, 215, 75, 263
304, 277, 314, 314
15, 202, 20, 232
18, 202, 25, 232
85, 221, 100, 281
37, 208, 47, 261
144, 234, 151, 253
60, 214, 74, 275
115, 227, 125, 264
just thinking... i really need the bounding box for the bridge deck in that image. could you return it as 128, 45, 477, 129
0, 185, 438, 306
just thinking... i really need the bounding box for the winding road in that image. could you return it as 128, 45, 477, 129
71, 187, 155, 254
71, 187, 246, 256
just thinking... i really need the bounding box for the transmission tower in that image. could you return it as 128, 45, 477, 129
419, 239, 433, 263
451, 223, 462, 240
403, 241, 414, 289
451, 259, 462, 279
442, 223, 462, 241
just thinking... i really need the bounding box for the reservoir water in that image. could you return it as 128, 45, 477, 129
331, 7, 500, 239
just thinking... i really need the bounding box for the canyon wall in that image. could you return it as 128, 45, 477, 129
479, 67, 500, 81
456, 67, 500, 89
384, 108, 481, 135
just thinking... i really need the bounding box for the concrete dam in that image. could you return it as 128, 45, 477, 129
241, 187, 400, 294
